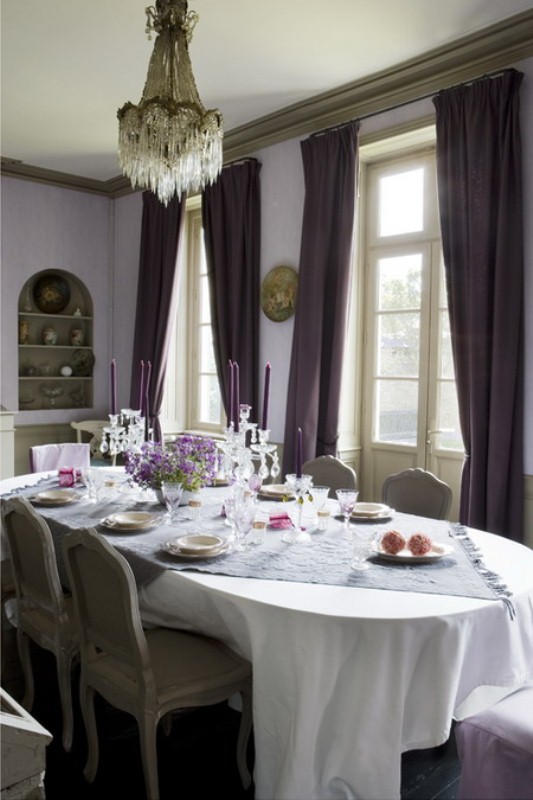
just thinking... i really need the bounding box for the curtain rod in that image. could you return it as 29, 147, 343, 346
311, 67, 515, 138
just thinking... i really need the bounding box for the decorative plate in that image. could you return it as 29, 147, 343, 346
374, 542, 454, 564
70, 349, 95, 377
32, 274, 71, 314
261, 265, 298, 322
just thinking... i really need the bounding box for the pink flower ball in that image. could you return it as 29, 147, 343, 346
381, 530, 406, 555
408, 533, 433, 556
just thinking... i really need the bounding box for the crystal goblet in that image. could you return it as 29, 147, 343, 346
351, 527, 378, 570
232, 500, 257, 552
336, 489, 359, 531
283, 474, 313, 544
161, 481, 184, 525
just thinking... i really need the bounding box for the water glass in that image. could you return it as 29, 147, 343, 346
233, 501, 256, 552
351, 527, 378, 570
161, 480, 184, 524
336, 489, 359, 531
81, 467, 104, 502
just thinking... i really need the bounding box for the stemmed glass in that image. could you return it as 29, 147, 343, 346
232, 500, 256, 552
161, 481, 184, 525
81, 467, 104, 503
283, 474, 313, 544
336, 489, 359, 531
351, 527, 378, 570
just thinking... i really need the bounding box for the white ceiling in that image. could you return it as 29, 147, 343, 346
1, 0, 532, 182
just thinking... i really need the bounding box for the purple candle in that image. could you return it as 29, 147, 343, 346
143, 361, 152, 418
262, 362, 271, 430
138, 360, 145, 411
296, 427, 303, 478
233, 361, 240, 433
110, 359, 117, 415
227, 360, 234, 426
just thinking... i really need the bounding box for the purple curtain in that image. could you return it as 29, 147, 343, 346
433, 70, 524, 542
129, 191, 184, 442
202, 159, 261, 421
282, 122, 359, 477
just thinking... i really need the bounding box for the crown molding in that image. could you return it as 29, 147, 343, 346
2, 9, 532, 196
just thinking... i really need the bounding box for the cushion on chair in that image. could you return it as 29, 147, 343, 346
29, 443, 91, 472
455, 685, 533, 800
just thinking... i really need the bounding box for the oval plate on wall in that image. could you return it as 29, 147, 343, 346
33, 273, 71, 314
261, 265, 298, 322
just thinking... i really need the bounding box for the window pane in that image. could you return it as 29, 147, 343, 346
440, 311, 455, 379
436, 381, 463, 451
378, 254, 422, 310
375, 379, 418, 444
200, 326, 216, 372
377, 312, 420, 377
379, 168, 424, 236
199, 375, 222, 424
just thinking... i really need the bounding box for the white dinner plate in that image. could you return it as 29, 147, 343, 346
174, 533, 225, 555
100, 511, 158, 531
374, 542, 454, 564
163, 538, 229, 559
31, 489, 81, 506
351, 503, 392, 519
258, 484, 295, 500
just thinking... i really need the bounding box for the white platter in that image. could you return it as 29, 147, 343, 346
163, 538, 229, 559
173, 534, 225, 555
374, 542, 454, 564
258, 484, 295, 500
31, 489, 81, 506
100, 511, 158, 531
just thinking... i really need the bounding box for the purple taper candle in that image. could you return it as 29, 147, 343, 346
110, 359, 117, 415
262, 362, 271, 430
138, 360, 145, 411
227, 360, 234, 426
296, 427, 303, 478
233, 361, 240, 433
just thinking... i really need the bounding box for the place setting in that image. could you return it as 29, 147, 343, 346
99, 510, 161, 533
30, 488, 83, 507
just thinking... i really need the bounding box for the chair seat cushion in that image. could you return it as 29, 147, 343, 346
455, 685, 533, 800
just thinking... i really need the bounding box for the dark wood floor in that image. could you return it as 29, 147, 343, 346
4, 645, 461, 800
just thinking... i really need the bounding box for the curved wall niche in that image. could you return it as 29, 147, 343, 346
18, 269, 94, 411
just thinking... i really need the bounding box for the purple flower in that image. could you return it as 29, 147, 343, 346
124, 435, 219, 492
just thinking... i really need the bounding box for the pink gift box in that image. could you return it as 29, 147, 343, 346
58, 467, 81, 487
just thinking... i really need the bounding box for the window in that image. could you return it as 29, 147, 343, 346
341, 126, 464, 505
161, 199, 224, 437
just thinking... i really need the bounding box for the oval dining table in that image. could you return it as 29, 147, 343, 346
2, 470, 533, 800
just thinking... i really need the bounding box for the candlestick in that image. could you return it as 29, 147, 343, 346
110, 359, 117, 415
138, 360, 145, 411
262, 362, 271, 430
233, 361, 240, 433
296, 427, 303, 478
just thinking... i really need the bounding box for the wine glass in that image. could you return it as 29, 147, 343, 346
351, 527, 378, 570
161, 481, 184, 525
81, 467, 104, 502
232, 500, 256, 552
336, 489, 359, 531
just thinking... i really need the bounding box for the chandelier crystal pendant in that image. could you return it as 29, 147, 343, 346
117, 0, 223, 206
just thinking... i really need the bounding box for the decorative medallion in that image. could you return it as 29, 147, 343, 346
261, 265, 298, 322
32, 274, 71, 314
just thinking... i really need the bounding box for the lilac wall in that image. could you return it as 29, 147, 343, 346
1, 55, 532, 473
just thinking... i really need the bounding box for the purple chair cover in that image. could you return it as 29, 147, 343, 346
29, 443, 91, 473
455, 685, 533, 800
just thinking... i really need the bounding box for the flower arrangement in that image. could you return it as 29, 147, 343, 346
124, 435, 219, 493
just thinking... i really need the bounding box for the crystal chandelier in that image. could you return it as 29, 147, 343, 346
117, 0, 223, 206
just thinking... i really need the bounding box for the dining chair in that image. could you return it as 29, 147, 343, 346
70, 420, 108, 459
2, 496, 79, 751
29, 442, 91, 472
63, 527, 253, 800
454, 684, 533, 799
381, 467, 452, 519
302, 455, 357, 497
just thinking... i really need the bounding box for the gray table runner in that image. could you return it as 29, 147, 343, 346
1, 477, 514, 614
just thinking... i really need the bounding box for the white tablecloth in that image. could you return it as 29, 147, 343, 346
2, 473, 533, 800
138, 522, 533, 800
